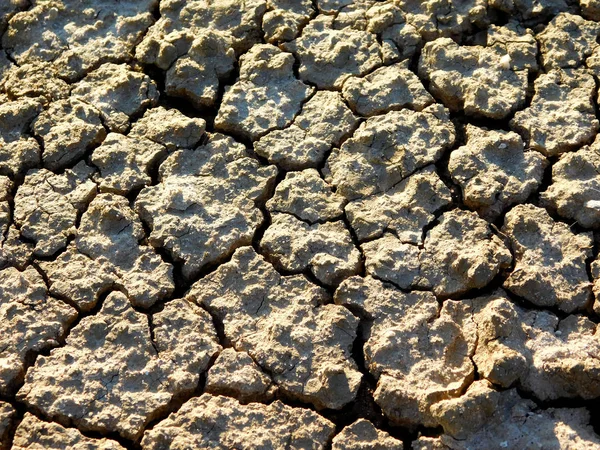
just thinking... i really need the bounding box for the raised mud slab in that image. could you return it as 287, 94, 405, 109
2, 1, 600, 449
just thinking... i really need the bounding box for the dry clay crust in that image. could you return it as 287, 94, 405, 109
135, 133, 277, 281
188, 246, 362, 410
205, 348, 275, 402
13, 413, 125, 450
0, 97, 42, 177
215, 44, 313, 140
449, 125, 546, 220
14, 163, 96, 257
254, 90, 358, 170
332, 419, 403, 450
0, 266, 77, 396
40, 193, 176, 311
510, 67, 599, 156
4, 3, 600, 449
362, 209, 512, 298
414, 381, 600, 450
419, 29, 535, 119
137, 0, 266, 110
141, 394, 335, 449
326, 104, 455, 201
336, 279, 600, 431
502, 204, 593, 313
18, 291, 220, 441
3, 0, 157, 81
542, 141, 600, 228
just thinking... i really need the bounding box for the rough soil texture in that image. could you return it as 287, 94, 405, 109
3, 1, 600, 449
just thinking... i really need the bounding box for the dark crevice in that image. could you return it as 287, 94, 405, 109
1, 287, 116, 402
139, 44, 242, 134
341, 211, 365, 278
0, 395, 24, 450
516, 386, 600, 434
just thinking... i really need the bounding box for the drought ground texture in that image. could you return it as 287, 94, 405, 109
4, 0, 600, 449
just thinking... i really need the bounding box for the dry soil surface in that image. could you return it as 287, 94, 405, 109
2, 0, 600, 449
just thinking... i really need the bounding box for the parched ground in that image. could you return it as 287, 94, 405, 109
2, 0, 600, 449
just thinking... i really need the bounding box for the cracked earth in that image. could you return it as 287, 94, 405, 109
2, 0, 600, 449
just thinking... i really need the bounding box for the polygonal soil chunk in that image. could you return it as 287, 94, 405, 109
75, 193, 174, 308
417, 210, 511, 296
71, 63, 159, 133
342, 61, 434, 116
260, 213, 361, 286
449, 125, 547, 220
470, 291, 532, 389
419, 35, 532, 119
0, 401, 16, 448
359, 5, 420, 60
326, 104, 455, 201
136, 0, 266, 70
537, 13, 600, 69
332, 419, 403, 450
13, 413, 125, 450
2, 62, 70, 102
205, 348, 275, 402
136, 133, 277, 281
331, 0, 405, 44
164, 30, 236, 109
2, 0, 156, 81
522, 313, 600, 400
141, 394, 335, 449
486, 22, 539, 72
137, 0, 267, 108
91, 133, 167, 195
282, 15, 384, 89
541, 144, 600, 228
417, 380, 600, 449
471, 291, 600, 400
0, 226, 33, 271
334, 276, 476, 428
262, 0, 314, 43
18, 292, 220, 441
488, 0, 568, 20
395, 0, 487, 40
362, 209, 511, 297
13, 162, 96, 257
32, 98, 106, 171
129, 107, 206, 151
255, 90, 358, 170
188, 247, 362, 410
361, 234, 422, 291
0, 266, 77, 396
215, 44, 313, 140
510, 68, 599, 156
0, 97, 42, 177
345, 166, 452, 242
502, 204, 593, 313
266, 169, 346, 223
39, 245, 118, 313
